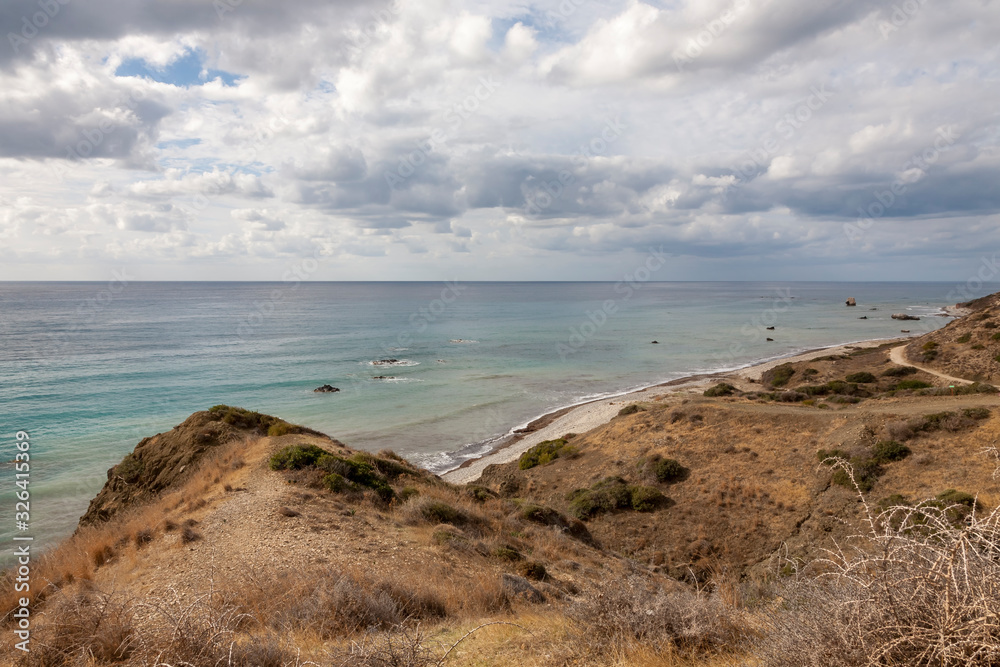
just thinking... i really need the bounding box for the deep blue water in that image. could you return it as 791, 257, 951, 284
0, 281, 959, 556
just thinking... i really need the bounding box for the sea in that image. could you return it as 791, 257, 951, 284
0, 281, 963, 558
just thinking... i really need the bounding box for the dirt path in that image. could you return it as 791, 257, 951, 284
890, 345, 973, 385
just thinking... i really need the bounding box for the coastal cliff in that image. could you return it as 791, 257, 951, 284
4, 298, 1000, 666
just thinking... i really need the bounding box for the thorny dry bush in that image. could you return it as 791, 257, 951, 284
756, 459, 1000, 667
571, 574, 753, 659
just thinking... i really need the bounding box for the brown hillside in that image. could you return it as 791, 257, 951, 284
903, 294, 1000, 382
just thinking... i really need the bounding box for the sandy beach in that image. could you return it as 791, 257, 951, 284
442, 335, 914, 485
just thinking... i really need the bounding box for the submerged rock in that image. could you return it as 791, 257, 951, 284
314, 385, 340, 393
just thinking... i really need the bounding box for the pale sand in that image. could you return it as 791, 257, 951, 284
441, 336, 910, 485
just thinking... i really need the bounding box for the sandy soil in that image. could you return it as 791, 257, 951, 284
442, 336, 911, 485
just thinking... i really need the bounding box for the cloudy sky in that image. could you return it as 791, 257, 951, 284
1, 0, 997, 281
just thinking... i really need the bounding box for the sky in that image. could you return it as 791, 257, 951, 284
0, 0, 998, 282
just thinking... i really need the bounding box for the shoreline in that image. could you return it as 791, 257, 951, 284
440, 333, 925, 485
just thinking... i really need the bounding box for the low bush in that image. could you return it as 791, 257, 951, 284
492, 545, 522, 561
993, 332, 1000, 341
415, 499, 466, 525
845, 372, 876, 383
115, 453, 145, 483
956, 333, 972, 343
922, 341, 939, 351
766, 363, 796, 388
882, 366, 918, 377
568, 477, 670, 520
963, 407, 991, 420
895, 379, 933, 390
519, 438, 578, 470
832, 457, 883, 493
704, 383, 736, 397
972, 343, 985, 350
617, 404, 646, 417
269, 444, 328, 470
870, 440, 911, 464
817, 449, 851, 464
629, 485, 668, 511
648, 456, 689, 484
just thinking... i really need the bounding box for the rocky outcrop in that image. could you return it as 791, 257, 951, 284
846, 297, 857, 306
78, 407, 325, 527
892, 313, 921, 321
314, 385, 340, 393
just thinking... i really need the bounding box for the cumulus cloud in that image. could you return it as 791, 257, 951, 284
0, 0, 997, 279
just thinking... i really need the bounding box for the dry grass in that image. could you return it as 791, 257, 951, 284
755, 462, 1000, 666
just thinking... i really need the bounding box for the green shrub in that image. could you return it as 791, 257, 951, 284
802, 368, 819, 377
519, 439, 578, 470
399, 486, 420, 502
768, 363, 796, 388
267, 422, 297, 437
971, 343, 985, 350
845, 372, 877, 383
465, 485, 494, 503
270, 444, 328, 470
651, 457, 689, 484
882, 366, 918, 377
832, 457, 883, 493
629, 486, 667, 511
936, 489, 978, 509
703, 383, 736, 397
922, 341, 939, 351
993, 333, 1000, 341
116, 453, 144, 483
871, 440, 911, 463
617, 404, 645, 417
956, 333, 972, 343
419, 500, 465, 525
895, 379, 933, 390
962, 407, 991, 420
350, 451, 412, 479
817, 449, 850, 464
568, 477, 670, 520
492, 545, 522, 561
317, 455, 395, 502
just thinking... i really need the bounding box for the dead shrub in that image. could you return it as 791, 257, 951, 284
755, 492, 1000, 666
572, 576, 751, 657
23, 588, 136, 666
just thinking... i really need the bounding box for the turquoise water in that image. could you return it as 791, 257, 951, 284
0, 281, 957, 556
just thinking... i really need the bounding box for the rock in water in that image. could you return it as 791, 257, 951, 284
314, 385, 340, 393
846, 297, 857, 306
651, 340, 659, 344
891, 313, 920, 321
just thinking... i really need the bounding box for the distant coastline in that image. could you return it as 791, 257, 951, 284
441, 326, 956, 484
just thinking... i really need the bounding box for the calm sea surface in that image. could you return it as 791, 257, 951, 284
0, 281, 957, 556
